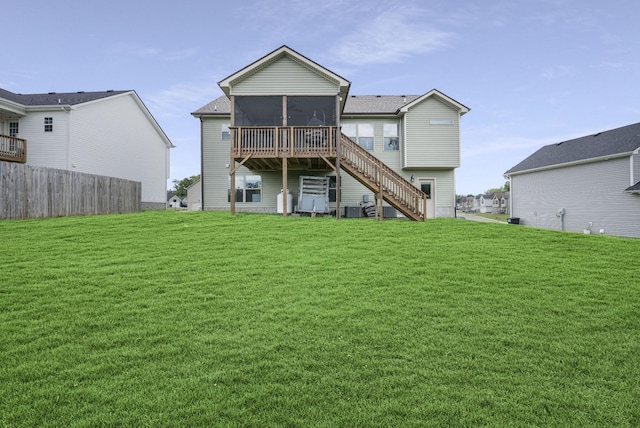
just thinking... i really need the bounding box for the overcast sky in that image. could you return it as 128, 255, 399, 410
3, 0, 639, 195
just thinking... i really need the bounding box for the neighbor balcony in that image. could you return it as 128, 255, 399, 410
0, 134, 27, 163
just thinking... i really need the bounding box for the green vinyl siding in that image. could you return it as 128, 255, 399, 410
404, 97, 460, 168
231, 57, 339, 96
201, 118, 231, 210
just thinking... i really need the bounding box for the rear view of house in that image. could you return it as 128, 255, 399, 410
192, 46, 469, 220
0, 89, 173, 209
505, 122, 640, 238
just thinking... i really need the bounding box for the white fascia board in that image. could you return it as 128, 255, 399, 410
505, 151, 633, 177
218, 46, 351, 96
0, 99, 27, 116
128, 92, 175, 149
399, 89, 469, 115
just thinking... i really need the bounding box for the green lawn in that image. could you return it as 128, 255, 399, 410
1, 211, 639, 427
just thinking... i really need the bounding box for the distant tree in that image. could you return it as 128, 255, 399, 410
484, 181, 510, 194
170, 174, 200, 198
484, 187, 502, 194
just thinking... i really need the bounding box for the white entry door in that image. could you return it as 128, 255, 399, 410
419, 179, 435, 219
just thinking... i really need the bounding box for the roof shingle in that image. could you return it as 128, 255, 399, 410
192, 94, 421, 116
506, 122, 640, 174
0, 88, 130, 106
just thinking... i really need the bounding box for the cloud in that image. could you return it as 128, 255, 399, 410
109, 44, 198, 61
540, 65, 572, 80
144, 82, 219, 118
332, 8, 454, 66
462, 135, 548, 159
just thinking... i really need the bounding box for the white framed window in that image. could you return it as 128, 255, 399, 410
9, 122, 19, 137
222, 123, 230, 140
342, 123, 374, 150
384, 123, 399, 151
228, 175, 262, 203
44, 117, 53, 132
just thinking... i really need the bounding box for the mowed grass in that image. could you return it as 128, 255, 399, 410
1, 211, 639, 427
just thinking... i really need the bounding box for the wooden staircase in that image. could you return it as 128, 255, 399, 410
338, 133, 428, 221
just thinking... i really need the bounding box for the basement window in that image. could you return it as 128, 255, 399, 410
228, 175, 262, 203
44, 117, 53, 132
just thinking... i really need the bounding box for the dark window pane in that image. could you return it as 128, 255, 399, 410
421, 183, 431, 199
287, 96, 336, 126
234, 96, 282, 126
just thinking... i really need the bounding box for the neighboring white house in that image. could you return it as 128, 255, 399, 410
0, 88, 174, 209
477, 193, 494, 213
167, 192, 182, 208
505, 122, 640, 238
191, 46, 469, 220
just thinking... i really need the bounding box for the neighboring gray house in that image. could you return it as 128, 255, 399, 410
505, 122, 640, 238
0, 88, 174, 209
492, 191, 509, 215
186, 179, 202, 211
191, 46, 469, 220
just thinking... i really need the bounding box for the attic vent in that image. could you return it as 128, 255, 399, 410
593, 132, 602, 137
351, 95, 356, 98
107, 90, 114, 92
48, 92, 56, 94
376, 95, 381, 98
77, 91, 85, 94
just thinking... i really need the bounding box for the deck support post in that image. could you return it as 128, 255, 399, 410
229, 95, 236, 216
282, 158, 288, 217
230, 159, 236, 216
335, 94, 342, 220
378, 161, 384, 221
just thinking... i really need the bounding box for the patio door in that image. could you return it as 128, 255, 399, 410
419, 179, 435, 219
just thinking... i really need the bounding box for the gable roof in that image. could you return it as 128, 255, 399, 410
505, 122, 640, 175
0, 88, 130, 106
218, 45, 351, 97
1, 88, 174, 148
399, 89, 470, 116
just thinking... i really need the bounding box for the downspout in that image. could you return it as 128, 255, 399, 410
507, 175, 513, 218
200, 117, 205, 210
63, 105, 72, 170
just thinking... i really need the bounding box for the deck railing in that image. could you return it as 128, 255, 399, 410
228, 126, 427, 220
230, 126, 337, 158
339, 133, 427, 220
0, 134, 27, 163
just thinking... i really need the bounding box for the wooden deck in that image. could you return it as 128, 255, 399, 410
230, 126, 337, 170
229, 126, 428, 221
0, 134, 27, 163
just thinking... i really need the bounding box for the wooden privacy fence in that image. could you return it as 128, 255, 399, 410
0, 161, 141, 219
